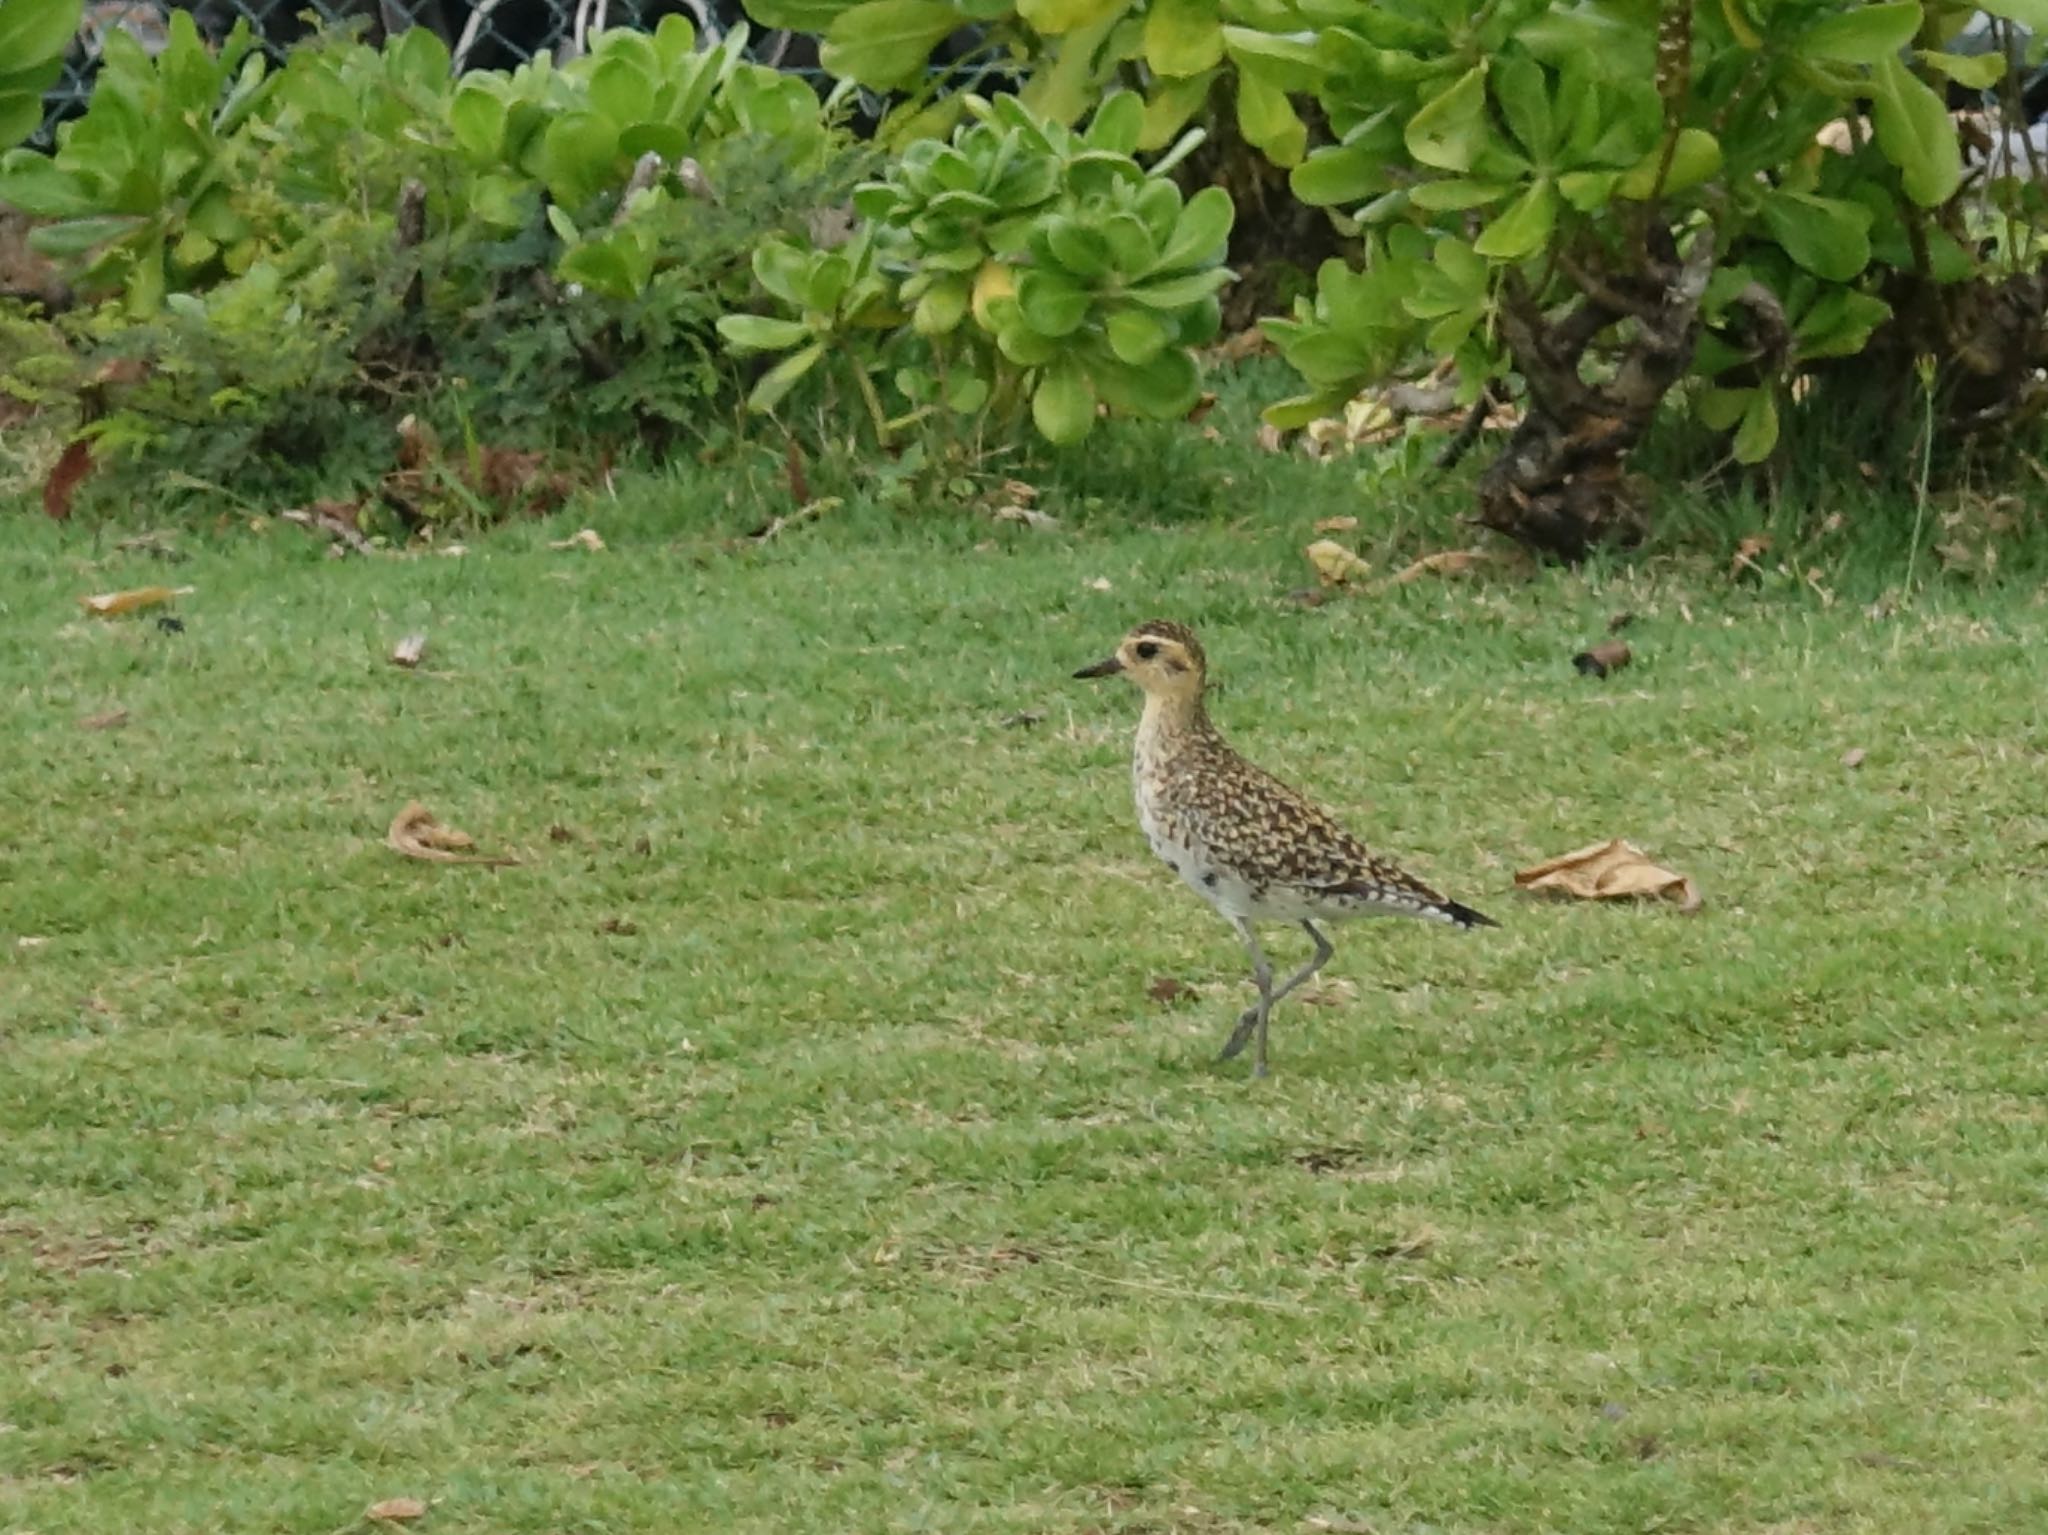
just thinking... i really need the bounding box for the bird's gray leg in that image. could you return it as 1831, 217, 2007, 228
1218, 917, 1273, 1070
1268, 920, 1337, 1012
1221, 921, 1336, 1074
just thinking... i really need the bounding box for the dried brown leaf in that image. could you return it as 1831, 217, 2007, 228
43, 438, 94, 521
79, 585, 193, 618
548, 528, 605, 552
1185, 390, 1219, 424
1573, 640, 1632, 678
391, 633, 428, 668
992, 503, 1058, 531
1254, 422, 1288, 454
367, 1497, 428, 1522
1313, 515, 1359, 534
1147, 976, 1190, 1004
1306, 539, 1371, 587
1730, 534, 1772, 579
1386, 549, 1487, 586
386, 802, 517, 867
78, 708, 129, 730
1840, 747, 1866, 769
1515, 839, 1702, 913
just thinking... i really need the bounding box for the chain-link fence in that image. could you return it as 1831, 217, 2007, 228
36, 0, 838, 146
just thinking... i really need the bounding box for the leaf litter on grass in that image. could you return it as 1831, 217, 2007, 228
1515, 838, 1703, 913
386, 803, 518, 867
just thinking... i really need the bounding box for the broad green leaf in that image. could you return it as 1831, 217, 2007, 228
1793, 289, 1892, 359
590, 55, 657, 124
1218, 26, 1323, 89
1732, 388, 1779, 464
1106, 305, 1170, 362
1044, 216, 1115, 279
1558, 170, 1619, 210
1290, 141, 1391, 207
1018, 0, 1123, 34
1405, 64, 1488, 173
1155, 184, 1232, 270
28, 214, 144, 257
451, 81, 509, 160
1978, 0, 2048, 27
1409, 179, 1509, 211
1125, 266, 1233, 306
1918, 50, 2008, 90
1086, 90, 1145, 155
1033, 357, 1097, 443
0, 153, 95, 217
718, 313, 814, 352
752, 241, 814, 307
1871, 53, 1962, 206
1694, 384, 1752, 431
1017, 269, 1092, 336
913, 276, 971, 334
0, 0, 87, 70
1473, 179, 1556, 259
1143, 0, 1223, 78
1493, 54, 1554, 161
1140, 71, 1217, 148
1720, 0, 1763, 50
1617, 128, 1722, 199
821, 0, 963, 91
1235, 65, 1306, 165
746, 341, 827, 413
1761, 191, 1871, 282
946, 374, 991, 412
1795, 1, 1921, 64
1093, 345, 1200, 417
1262, 391, 1348, 430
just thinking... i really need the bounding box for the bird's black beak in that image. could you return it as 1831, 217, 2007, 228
1073, 655, 1124, 680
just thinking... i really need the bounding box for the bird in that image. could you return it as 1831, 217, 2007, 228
1073, 619, 1497, 1078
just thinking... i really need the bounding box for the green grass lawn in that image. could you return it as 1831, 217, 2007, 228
6, 467, 2048, 1535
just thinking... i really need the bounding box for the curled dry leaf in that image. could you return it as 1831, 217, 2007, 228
1386, 549, 1487, 586
1147, 976, 1190, 1004
1085, 577, 1113, 592
387, 802, 517, 867
1840, 747, 1867, 769
1254, 422, 1288, 454
366, 1497, 428, 1522
1185, 391, 1219, 424
43, 438, 94, 521
1730, 534, 1772, 579
78, 707, 129, 730
548, 528, 605, 552
80, 585, 194, 618
1306, 539, 1371, 587
1573, 640, 1632, 678
390, 633, 428, 668
1515, 838, 1702, 914
1313, 515, 1359, 534
992, 503, 1058, 531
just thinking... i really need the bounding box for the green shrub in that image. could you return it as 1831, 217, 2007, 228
0, 19, 867, 514
717, 90, 1232, 446
1257, 0, 2048, 556
0, 0, 81, 151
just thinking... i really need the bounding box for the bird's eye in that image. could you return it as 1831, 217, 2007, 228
1134, 641, 1160, 661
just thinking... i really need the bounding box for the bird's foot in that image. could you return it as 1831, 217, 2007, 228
1218, 1007, 1260, 1062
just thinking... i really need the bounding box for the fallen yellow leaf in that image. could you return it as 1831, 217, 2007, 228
1385, 549, 1487, 585
367, 1497, 428, 1522
387, 803, 517, 867
1515, 839, 1702, 913
1305, 539, 1371, 587
549, 528, 605, 552
79, 585, 194, 618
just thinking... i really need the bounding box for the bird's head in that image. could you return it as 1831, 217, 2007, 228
1073, 620, 1207, 702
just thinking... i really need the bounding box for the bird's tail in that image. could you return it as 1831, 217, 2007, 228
1438, 898, 1500, 930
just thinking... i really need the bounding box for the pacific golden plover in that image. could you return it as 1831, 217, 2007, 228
1075, 619, 1498, 1077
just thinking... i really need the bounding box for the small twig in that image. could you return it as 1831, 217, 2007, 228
611, 152, 663, 226
1435, 383, 1500, 470
281, 506, 379, 556
451, 0, 513, 70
